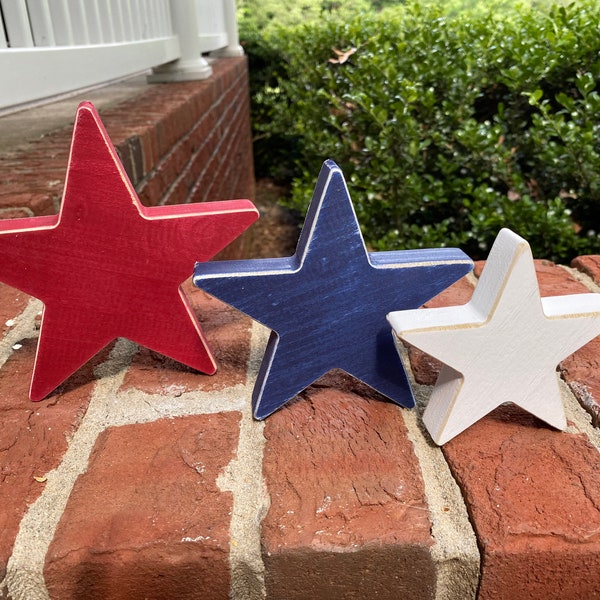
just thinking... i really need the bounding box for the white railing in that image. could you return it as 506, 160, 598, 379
0, 0, 242, 111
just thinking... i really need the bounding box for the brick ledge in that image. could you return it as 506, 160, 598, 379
2, 62, 600, 598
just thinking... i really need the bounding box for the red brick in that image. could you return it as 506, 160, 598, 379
181, 123, 218, 193
202, 152, 225, 202
188, 86, 213, 119
534, 258, 590, 295
0, 192, 56, 216
114, 142, 135, 184
157, 95, 203, 156
155, 114, 179, 157
571, 255, 600, 284
442, 404, 600, 599
187, 134, 221, 201
262, 384, 435, 599
561, 338, 600, 426
473, 260, 485, 277
157, 141, 190, 187
475, 258, 589, 294
44, 412, 240, 600
136, 173, 163, 207
205, 160, 230, 203
128, 135, 145, 183
138, 126, 159, 176
102, 120, 159, 181
0, 338, 100, 578
120, 282, 253, 394
163, 178, 188, 207
0, 283, 30, 337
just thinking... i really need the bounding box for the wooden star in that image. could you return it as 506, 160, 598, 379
194, 160, 473, 419
0, 102, 258, 400
388, 228, 600, 445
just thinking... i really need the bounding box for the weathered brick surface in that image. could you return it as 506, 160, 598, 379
0, 192, 56, 216
531, 257, 600, 426
534, 259, 590, 295
44, 413, 240, 600
443, 405, 600, 600
561, 337, 600, 426
571, 255, 600, 283
0, 57, 254, 220
107, 58, 254, 209
262, 382, 436, 599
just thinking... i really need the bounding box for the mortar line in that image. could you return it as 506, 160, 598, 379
563, 378, 600, 447
556, 264, 600, 445
95, 378, 249, 424
3, 319, 271, 599
398, 343, 480, 600
0, 297, 42, 368
219, 320, 269, 600
4, 327, 271, 599
559, 264, 600, 294
3, 337, 137, 600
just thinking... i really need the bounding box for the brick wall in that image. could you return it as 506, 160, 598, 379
0, 57, 255, 234
2, 57, 600, 599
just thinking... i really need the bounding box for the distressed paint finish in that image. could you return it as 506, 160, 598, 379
194, 160, 473, 419
0, 102, 258, 401
388, 228, 600, 445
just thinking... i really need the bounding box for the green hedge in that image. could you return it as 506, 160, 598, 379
246, 1, 600, 261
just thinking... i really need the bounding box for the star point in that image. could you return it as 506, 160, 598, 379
388, 228, 600, 445
0, 102, 259, 400
194, 160, 473, 419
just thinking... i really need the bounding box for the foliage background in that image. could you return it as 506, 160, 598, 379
239, 0, 600, 261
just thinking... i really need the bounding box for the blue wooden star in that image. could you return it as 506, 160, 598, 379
193, 160, 472, 418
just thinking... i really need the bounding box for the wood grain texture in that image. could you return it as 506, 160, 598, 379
194, 160, 473, 419
388, 228, 600, 445
0, 102, 259, 400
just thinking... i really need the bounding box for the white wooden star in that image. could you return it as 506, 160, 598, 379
387, 228, 600, 445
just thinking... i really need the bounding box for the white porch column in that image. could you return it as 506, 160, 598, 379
148, 0, 212, 82
210, 0, 244, 58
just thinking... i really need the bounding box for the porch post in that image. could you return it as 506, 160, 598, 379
148, 0, 212, 82
210, 0, 244, 58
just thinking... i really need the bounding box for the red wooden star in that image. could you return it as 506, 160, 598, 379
0, 102, 258, 400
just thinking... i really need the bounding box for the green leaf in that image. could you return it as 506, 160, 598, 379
528, 89, 544, 105
556, 92, 575, 112
576, 72, 596, 98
